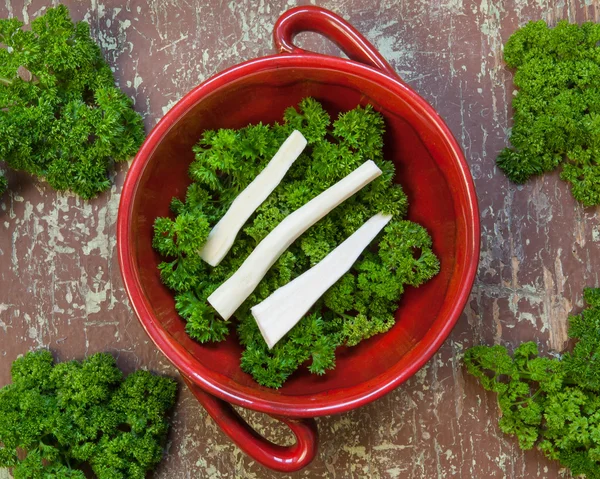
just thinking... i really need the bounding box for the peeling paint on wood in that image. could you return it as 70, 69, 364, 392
1, 0, 600, 477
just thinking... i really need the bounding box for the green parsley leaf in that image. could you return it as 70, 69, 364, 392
465, 288, 600, 478
0, 5, 145, 198
0, 351, 177, 478
498, 20, 600, 206
153, 98, 439, 388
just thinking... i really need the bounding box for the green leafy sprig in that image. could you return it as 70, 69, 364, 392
0, 351, 177, 479
497, 20, 600, 206
465, 288, 600, 478
153, 98, 439, 388
0, 5, 145, 198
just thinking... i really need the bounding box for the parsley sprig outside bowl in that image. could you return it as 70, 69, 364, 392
117, 5, 479, 472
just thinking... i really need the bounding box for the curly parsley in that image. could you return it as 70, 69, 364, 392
153, 98, 440, 388
465, 288, 600, 478
497, 20, 600, 206
0, 5, 144, 198
0, 350, 177, 479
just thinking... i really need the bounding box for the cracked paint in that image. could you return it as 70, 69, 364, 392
1, 0, 600, 478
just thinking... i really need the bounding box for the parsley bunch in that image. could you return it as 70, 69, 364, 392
0, 350, 177, 479
153, 98, 439, 388
0, 5, 145, 198
465, 288, 600, 478
497, 20, 600, 206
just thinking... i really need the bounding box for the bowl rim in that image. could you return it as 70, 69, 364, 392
117, 52, 480, 418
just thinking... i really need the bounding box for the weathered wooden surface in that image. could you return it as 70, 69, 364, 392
1, 0, 600, 477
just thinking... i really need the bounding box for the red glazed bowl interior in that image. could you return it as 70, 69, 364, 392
118, 54, 479, 418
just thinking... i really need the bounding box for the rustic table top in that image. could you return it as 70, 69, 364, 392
1, 0, 599, 478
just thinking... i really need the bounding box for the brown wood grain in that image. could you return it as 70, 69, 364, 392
1, 0, 599, 477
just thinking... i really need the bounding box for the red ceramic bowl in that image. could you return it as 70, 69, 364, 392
117, 6, 479, 473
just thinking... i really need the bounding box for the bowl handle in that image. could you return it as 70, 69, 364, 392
273, 5, 402, 82
182, 376, 318, 472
